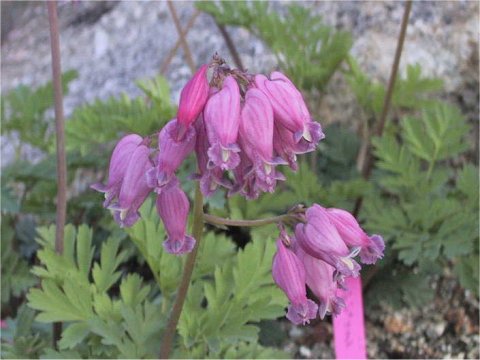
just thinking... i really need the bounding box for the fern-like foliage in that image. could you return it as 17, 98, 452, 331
1, 70, 78, 153
364, 102, 478, 305
1, 220, 36, 306
65, 76, 175, 156
0, 304, 50, 359
177, 237, 288, 358
197, 1, 352, 91
344, 57, 444, 118
26, 224, 165, 358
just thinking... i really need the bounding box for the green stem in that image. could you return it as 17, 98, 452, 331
203, 213, 293, 227
159, 183, 204, 359
426, 150, 438, 181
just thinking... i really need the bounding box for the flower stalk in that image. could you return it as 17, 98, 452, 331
204, 213, 295, 228
47, 0, 67, 348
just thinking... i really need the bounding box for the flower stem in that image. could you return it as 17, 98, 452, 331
159, 183, 204, 359
47, 0, 67, 348
203, 213, 292, 227
166, 1, 196, 73
353, 0, 412, 217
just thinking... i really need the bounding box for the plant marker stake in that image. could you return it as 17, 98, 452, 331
333, 276, 367, 359
47, 0, 67, 348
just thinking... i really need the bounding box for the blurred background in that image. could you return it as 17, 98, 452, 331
1, 1, 479, 359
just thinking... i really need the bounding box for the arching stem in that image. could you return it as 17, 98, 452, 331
203, 213, 295, 227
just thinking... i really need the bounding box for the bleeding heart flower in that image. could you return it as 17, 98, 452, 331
203, 75, 241, 171
156, 178, 195, 255
272, 239, 318, 325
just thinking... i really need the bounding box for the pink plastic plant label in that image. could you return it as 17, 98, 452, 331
333, 276, 367, 359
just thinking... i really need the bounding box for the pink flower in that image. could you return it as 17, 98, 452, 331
272, 239, 318, 325
255, 72, 324, 146
146, 119, 196, 192
238, 88, 285, 195
296, 246, 345, 319
109, 143, 153, 227
326, 208, 385, 264
203, 75, 241, 170
295, 204, 361, 277
193, 115, 231, 197
91, 134, 143, 206
177, 64, 209, 139
230, 151, 259, 199
156, 179, 195, 255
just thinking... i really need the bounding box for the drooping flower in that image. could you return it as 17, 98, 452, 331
326, 208, 385, 264
273, 122, 322, 171
230, 151, 258, 199
156, 178, 195, 255
296, 245, 346, 319
193, 115, 230, 197
203, 75, 241, 170
108, 143, 153, 227
91, 134, 143, 206
272, 239, 318, 325
254, 71, 324, 146
295, 204, 361, 277
238, 88, 285, 194
177, 64, 210, 139
146, 119, 196, 192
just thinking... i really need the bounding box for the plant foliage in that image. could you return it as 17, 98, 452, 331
197, 1, 352, 91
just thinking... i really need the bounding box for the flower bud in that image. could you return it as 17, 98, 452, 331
146, 119, 196, 192
204, 75, 241, 170
326, 208, 385, 264
272, 239, 318, 325
91, 134, 143, 206
295, 204, 361, 277
177, 64, 209, 137
156, 179, 195, 255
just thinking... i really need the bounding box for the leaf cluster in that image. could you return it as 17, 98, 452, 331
364, 103, 478, 304
65, 76, 175, 156
197, 1, 352, 91
1, 70, 78, 152
26, 224, 165, 358
344, 58, 444, 118
177, 237, 288, 358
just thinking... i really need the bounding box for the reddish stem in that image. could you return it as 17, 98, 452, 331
47, 0, 67, 347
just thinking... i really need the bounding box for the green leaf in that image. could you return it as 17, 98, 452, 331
120, 274, 151, 307
402, 103, 469, 163
454, 253, 479, 296
92, 237, 128, 293
179, 236, 287, 357
76, 225, 94, 278
457, 164, 479, 207
1, 70, 77, 151
65, 77, 175, 156
59, 322, 91, 350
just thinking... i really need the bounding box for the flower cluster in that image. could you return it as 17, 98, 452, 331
93, 57, 324, 255
272, 204, 384, 325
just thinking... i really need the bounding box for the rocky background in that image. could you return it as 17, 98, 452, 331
1, 1, 479, 358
